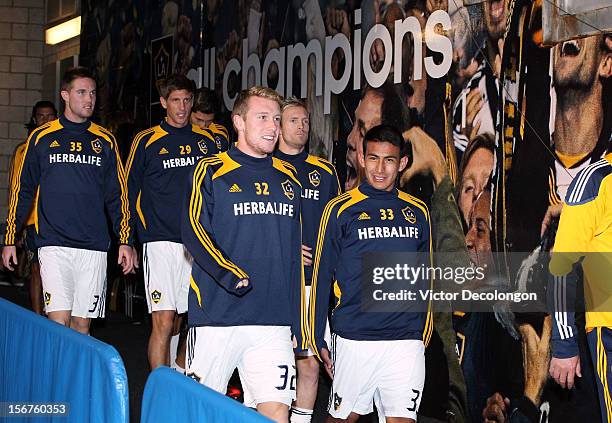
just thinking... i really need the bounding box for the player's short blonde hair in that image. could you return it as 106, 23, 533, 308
232, 86, 284, 118
282, 96, 307, 113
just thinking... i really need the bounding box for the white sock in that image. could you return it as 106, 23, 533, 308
290, 407, 313, 423
169, 334, 179, 365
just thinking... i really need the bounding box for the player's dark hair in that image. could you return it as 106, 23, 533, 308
363, 124, 412, 164
26, 101, 57, 132
61, 67, 95, 91
192, 87, 219, 115
159, 74, 196, 99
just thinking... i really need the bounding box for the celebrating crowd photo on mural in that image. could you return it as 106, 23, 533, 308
0, 0, 611, 422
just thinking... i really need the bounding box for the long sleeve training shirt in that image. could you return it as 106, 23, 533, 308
126, 120, 223, 243
182, 148, 307, 350
4, 116, 130, 251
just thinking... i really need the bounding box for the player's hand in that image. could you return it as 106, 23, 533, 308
321, 347, 333, 379
2, 246, 17, 271
520, 316, 551, 405
482, 392, 509, 423
132, 246, 140, 271
540, 203, 563, 238
302, 244, 313, 266
549, 354, 581, 389
400, 127, 447, 187
118, 245, 134, 275
236, 278, 250, 289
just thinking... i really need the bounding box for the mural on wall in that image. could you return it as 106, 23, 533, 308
80, 2, 610, 421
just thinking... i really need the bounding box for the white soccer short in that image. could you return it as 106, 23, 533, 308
38, 246, 107, 318
186, 325, 296, 408
143, 241, 192, 313
328, 335, 425, 420
296, 285, 331, 357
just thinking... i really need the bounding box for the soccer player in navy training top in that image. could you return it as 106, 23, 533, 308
274, 97, 341, 423
190, 87, 230, 151
311, 125, 432, 423
126, 74, 221, 370
2, 67, 134, 335
182, 86, 306, 423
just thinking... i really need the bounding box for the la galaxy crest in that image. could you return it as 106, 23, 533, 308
214, 135, 223, 150
91, 138, 102, 154
402, 206, 417, 224
309, 169, 321, 187
197, 139, 208, 154
151, 290, 162, 304
281, 179, 294, 200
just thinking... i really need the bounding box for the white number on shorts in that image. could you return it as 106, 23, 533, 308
88, 295, 100, 313
275, 365, 296, 390
407, 389, 421, 412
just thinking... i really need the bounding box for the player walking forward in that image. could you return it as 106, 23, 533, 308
2, 67, 134, 334
125, 74, 222, 370
311, 125, 432, 423
274, 97, 341, 423
182, 86, 306, 423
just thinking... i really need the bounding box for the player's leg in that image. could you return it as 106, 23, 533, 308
291, 284, 324, 422
25, 226, 43, 315
376, 339, 425, 423
30, 259, 43, 315
587, 327, 612, 423
71, 248, 107, 336
47, 310, 71, 326
325, 413, 361, 423
149, 310, 176, 368
39, 246, 73, 327
256, 402, 290, 423
185, 325, 241, 393
327, 334, 378, 421
239, 326, 295, 423
292, 355, 319, 422
171, 245, 192, 371
70, 316, 91, 335
143, 241, 185, 369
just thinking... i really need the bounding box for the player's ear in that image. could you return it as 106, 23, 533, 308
398, 155, 409, 172
357, 146, 366, 169
232, 113, 245, 133
160, 96, 168, 110
60, 89, 69, 103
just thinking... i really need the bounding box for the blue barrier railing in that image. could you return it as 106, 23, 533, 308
142, 367, 272, 423
0, 298, 129, 422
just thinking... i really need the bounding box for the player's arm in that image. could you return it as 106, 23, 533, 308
125, 131, 147, 236
3, 136, 39, 269
103, 137, 132, 246
4, 136, 38, 246
547, 180, 602, 387
292, 207, 308, 352
309, 199, 341, 361
181, 159, 251, 295
549, 195, 600, 352
330, 163, 342, 196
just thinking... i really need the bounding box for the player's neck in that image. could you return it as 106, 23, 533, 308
554, 86, 603, 156
278, 141, 305, 156
63, 110, 88, 124
235, 139, 267, 159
